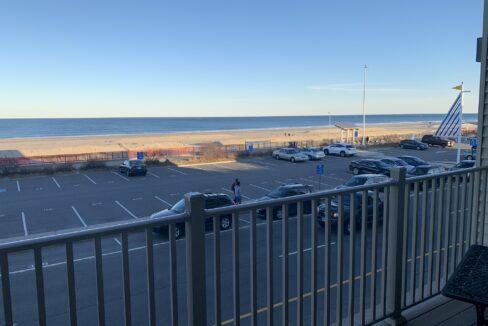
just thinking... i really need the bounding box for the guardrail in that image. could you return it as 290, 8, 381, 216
0, 166, 486, 325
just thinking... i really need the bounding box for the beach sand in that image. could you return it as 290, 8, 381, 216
0, 122, 477, 157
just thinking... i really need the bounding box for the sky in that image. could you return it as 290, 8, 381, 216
0, 0, 484, 118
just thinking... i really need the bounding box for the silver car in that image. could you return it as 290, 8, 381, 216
300, 147, 326, 160
272, 148, 309, 162
335, 174, 390, 190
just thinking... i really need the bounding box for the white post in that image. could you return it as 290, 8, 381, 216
457, 82, 464, 163
362, 64, 368, 146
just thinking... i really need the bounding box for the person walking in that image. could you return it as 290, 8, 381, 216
233, 180, 242, 205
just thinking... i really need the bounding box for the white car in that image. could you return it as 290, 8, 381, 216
300, 147, 326, 160
272, 148, 309, 162
323, 143, 357, 157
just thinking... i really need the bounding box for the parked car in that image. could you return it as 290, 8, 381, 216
397, 155, 429, 167
317, 191, 384, 235
463, 145, 477, 160
334, 174, 390, 190
421, 135, 453, 148
119, 159, 147, 176
323, 143, 357, 157
406, 165, 443, 178
272, 148, 309, 162
379, 157, 414, 172
151, 193, 234, 239
349, 159, 391, 176
449, 160, 475, 171
300, 147, 326, 160
256, 184, 313, 219
399, 139, 428, 150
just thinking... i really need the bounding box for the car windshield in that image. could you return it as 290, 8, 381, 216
310, 148, 321, 152
346, 145, 355, 149
171, 199, 186, 213
130, 160, 144, 166
394, 159, 408, 166
376, 161, 390, 168
288, 149, 300, 154
332, 193, 362, 206
267, 187, 292, 198
344, 177, 367, 187
402, 157, 427, 165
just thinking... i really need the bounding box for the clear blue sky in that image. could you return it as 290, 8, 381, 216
0, 0, 484, 118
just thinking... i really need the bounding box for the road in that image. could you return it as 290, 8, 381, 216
0, 146, 460, 325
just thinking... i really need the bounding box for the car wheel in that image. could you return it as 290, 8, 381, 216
442, 144, 446, 148
416, 146, 421, 150
174, 224, 184, 239
290, 157, 295, 163
353, 168, 360, 175
317, 221, 325, 228
308, 155, 313, 160
340, 151, 346, 157
220, 216, 232, 230
344, 219, 351, 235
275, 155, 280, 160
324, 149, 329, 155
467, 155, 473, 160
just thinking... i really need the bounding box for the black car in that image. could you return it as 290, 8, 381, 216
119, 159, 147, 176
449, 160, 475, 171
399, 139, 428, 150
349, 159, 391, 176
406, 165, 442, 178
397, 155, 429, 167
317, 192, 384, 235
256, 184, 313, 219
421, 135, 452, 148
151, 193, 234, 239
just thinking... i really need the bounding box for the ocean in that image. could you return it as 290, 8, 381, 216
0, 114, 478, 139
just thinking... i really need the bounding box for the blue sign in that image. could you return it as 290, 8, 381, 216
248, 145, 254, 153
137, 152, 144, 160
354, 129, 359, 138
0, 188, 6, 193
316, 164, 325, 175
470, 138, 478, 148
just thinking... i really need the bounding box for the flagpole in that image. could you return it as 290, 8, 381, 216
457, 82, 464, 163
362, 64, 367, 146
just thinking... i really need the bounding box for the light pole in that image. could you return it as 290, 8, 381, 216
328, 111, 331, 141
362, 64, 367, 146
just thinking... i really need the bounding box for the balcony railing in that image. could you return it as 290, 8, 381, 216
0, 166, 486, 325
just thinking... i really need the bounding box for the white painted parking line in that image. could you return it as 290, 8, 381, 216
279, 242, 337, 257
113, 238, 122, 246
214, 164, 234, 170
115, 201, 138, 219
249, 184, 271, 192
84, 174, 97, 185
167, 167, 187, 176
21, 212, 28, 236
52, 177, 61, 189
71, 206, 88, 227
112, 171, 130, 181
274, 180, 285, 185
147, 171, 160, 179
220, 187, 252, 200
154, 195, 173, 207
16, 180, 21, 192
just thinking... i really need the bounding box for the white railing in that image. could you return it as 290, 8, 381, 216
0, 166, 486, 325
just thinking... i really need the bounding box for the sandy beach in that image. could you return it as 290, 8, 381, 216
0, 122, 477, 158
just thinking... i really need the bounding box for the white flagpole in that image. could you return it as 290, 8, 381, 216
457, 82, 464, 163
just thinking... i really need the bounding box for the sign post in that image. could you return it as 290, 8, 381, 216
316, 164, 325, 190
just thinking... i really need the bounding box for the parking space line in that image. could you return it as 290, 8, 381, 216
167, 167, 187, 176
113, 238, 122, 246
71, 206, 88, 227
16, 180, 21, 192
21, 212, 28, 236
221, 187, 252, 200
147, 171, 160, 179
154, 196, 173, 207
52, 177, 61, 189
115, 201, 138, 219
279, 242, 337, 257
249, 184, 271, 192
84, 174, 97, 185
112, 171, 130, 181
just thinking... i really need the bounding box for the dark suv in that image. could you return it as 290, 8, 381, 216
349, 159, 391, 176
151, 193, 234, 239
119, 159, 147, 176
256, 184, 313, 219
421, 135, 452, 148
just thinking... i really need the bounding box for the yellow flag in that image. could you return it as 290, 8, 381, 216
452, 84, 463, 91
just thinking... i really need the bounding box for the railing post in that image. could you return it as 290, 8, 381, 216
185, 193, 207, 326
385, 167, 407, 325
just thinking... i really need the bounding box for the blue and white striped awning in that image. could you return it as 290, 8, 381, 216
435, 92, 462, 137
